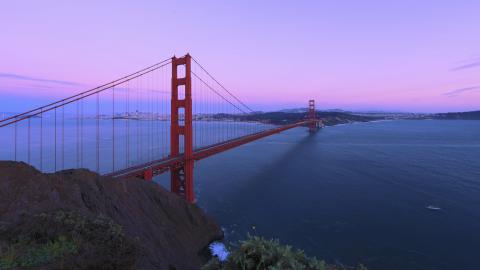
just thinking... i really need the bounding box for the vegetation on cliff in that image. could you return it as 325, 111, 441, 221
203, 236, 367, 270
0, 211, 136, 269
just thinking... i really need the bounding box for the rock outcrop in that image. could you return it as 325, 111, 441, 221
0, 161, 223, 270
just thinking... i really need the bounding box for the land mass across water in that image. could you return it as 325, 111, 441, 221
238, 109, 480, 124
124, 109, 480, 125
2, 110, 479, 124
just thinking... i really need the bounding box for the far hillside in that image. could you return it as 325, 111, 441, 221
433, 111, 480, 120
231, 111, 380, 126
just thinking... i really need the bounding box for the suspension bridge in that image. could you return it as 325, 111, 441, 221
0, 54, 321, 203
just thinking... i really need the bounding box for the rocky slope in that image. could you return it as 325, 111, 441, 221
0, 161, 223, 270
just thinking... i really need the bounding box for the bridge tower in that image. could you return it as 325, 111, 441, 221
308, 99, 319, 132
171, 54, 195, 203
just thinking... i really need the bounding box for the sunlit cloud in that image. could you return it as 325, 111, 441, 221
451, 58, 480, 71
0, 72, 86, 100
0, 72, 82, 86
443, 86, 480, 97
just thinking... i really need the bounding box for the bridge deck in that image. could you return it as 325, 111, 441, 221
106, 120, 313, 179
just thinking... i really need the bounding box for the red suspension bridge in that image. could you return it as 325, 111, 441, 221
0, 54, 321, 203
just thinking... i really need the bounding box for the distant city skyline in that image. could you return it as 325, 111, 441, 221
1, 1, 479, 113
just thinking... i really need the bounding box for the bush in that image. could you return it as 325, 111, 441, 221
203, 235, 367, 270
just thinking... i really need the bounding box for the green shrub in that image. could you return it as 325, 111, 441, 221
203, 235, 367, 270
203, 235, 325, 270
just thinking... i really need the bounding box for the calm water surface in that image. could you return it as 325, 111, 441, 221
3, 118, 479, 269
190, 120, 480, 270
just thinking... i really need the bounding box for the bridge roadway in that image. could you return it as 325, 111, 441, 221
106, 120, 314, 179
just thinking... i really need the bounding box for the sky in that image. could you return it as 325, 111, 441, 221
0, 0, 479, 113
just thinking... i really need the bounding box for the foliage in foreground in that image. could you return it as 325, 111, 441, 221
203, 235, 367, 270
0, 235, 77, 269
0, 211, 136, 270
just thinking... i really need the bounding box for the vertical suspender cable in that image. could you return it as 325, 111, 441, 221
150, 71, 153, 162
80, 99, 84, 168
62, 106, 64, 170
164, 66, 167, 157
54, 108, 57, 171
28, 118, 31, 164
76, 101, 80, 167
40, 109, 43, 171
126, 80, 130, 167
158, 69, 161, 158
112, 86, 115, 173
14, 122, 17, 161
136, 78, 140, 163
96, 92, 100, 173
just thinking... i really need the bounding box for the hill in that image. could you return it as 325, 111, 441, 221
433, 110, 480, 120
0, 161, 223, 270
232, 111, 379, 126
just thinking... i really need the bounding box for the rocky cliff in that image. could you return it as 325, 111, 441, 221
0, 161, 223, 270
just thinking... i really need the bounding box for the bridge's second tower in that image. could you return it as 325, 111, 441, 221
171, 54, 195, 203
308, 99, 319, 132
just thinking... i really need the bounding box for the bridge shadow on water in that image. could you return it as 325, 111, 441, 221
200, 130, 322, 240
243, 131, 318, 190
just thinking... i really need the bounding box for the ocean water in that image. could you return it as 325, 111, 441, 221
0, 118, 272, 174
192, 120, 480, 270
2, 118, 479, 269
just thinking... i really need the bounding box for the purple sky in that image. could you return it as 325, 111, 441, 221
1, 1, 479, 113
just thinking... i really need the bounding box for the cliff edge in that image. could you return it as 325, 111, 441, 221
0, 161, 223, 270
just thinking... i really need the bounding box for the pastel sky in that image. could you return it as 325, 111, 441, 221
1, 0, 479, 113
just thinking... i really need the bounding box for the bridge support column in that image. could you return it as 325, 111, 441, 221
142, 168, 153, 181
170, 54, 195, 203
